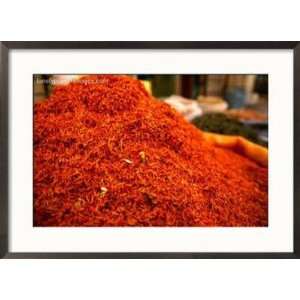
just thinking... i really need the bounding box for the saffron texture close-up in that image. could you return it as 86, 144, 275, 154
34, 75, 268, 227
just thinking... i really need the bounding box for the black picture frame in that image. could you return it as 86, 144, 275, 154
0, 41, 299, 259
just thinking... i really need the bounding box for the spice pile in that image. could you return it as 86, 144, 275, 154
192, 113, 266, 146
34, 75, 268, 226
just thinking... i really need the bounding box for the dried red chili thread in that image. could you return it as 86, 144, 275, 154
34, 75, 268, 227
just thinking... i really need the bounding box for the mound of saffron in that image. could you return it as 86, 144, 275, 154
34, 75, 268, 226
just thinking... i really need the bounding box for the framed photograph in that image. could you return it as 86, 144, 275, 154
0, 41, 299, 258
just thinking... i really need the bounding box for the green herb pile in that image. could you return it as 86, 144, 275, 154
192, 113, 265, 146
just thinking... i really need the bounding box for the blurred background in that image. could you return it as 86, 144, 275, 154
34, 74, 268, 146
